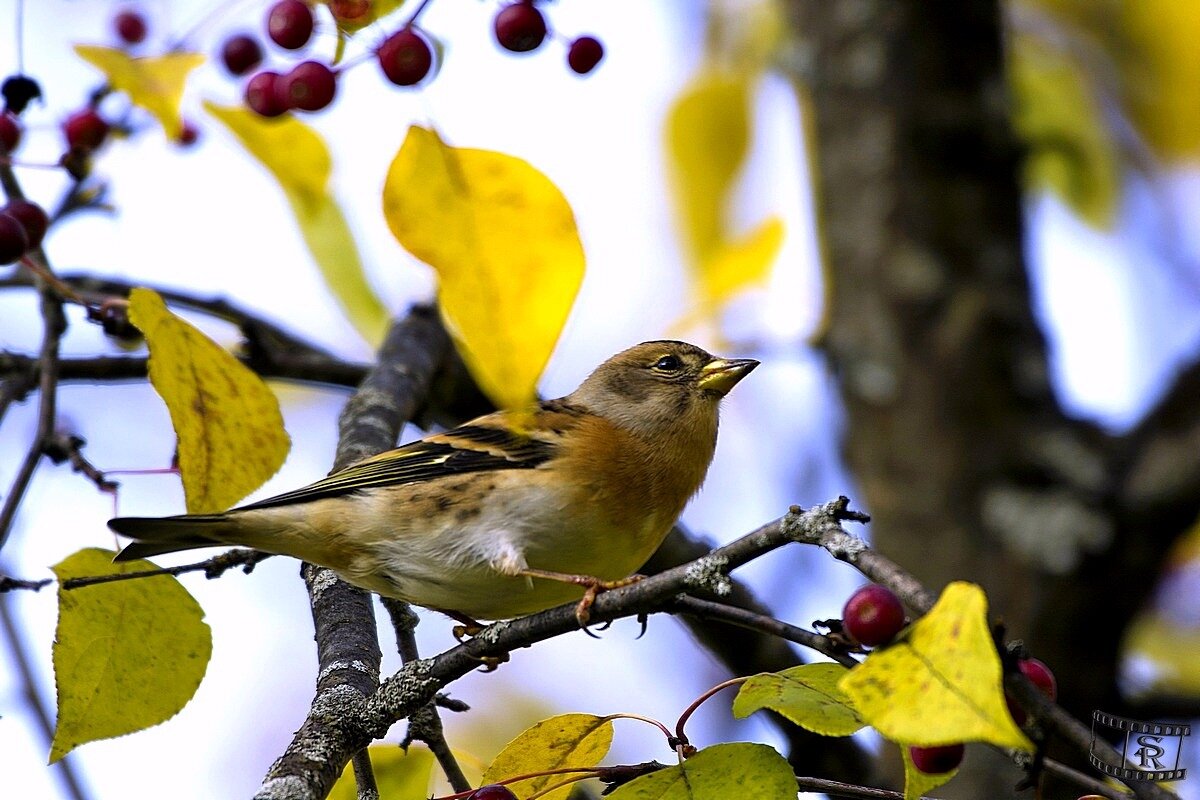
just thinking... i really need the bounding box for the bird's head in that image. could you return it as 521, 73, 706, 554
568, 341, 758, 439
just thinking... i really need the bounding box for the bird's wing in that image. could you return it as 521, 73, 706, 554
233, 407, 580, 512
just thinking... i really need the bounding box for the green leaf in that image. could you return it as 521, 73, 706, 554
128, 287, 290, 513
482, 713, 612, 800
732, 663, 865, 736
607, 743, 796, 800
383, 125, 585, 413
840, 582, 1033, 752
328, 744, 434, 800
50, 548, 211, 762
204, 102, 390, 346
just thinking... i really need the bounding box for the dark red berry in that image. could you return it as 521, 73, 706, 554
493, 2, 546, 53
176, 120, 200, 147
244, 71, 288, 117
468, 785, 518, 800
842, 584, 905, 647
2, 200, 48, 250
114, 8, 148, 45
0, 213, 29, 264
909, 744, 964, 774
63, 109, 110, 151
221, 34, 264, 76
567, 36, 604, 74
377, 28, 433, 86
279, 61, 337, 111
267, 0, 314, 50
0, 111, 20, 152
330, 0, 372, 25
1006, 657, 1057, 726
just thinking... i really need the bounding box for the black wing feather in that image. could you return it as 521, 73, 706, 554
234, 433, 555, 512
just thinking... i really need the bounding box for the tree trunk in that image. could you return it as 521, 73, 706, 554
783, 1, 1196, 795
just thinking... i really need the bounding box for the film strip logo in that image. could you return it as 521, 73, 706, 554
1090, 711, 1189, 782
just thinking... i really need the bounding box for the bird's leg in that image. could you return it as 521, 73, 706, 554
435, 608, 510, 670
518, 568, 645, 627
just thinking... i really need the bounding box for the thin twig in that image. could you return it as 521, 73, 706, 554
61, 549, 272, 590
0, 592, 92, 800
668, 594, 859, 668
382, 597, 472, 795
0, 575, 52, 592
350, 750, 380, 800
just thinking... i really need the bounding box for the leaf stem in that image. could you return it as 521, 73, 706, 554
673, 676, 749, 751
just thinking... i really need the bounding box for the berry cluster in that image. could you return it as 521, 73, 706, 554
0, 197, 49, 264
839, 584, 1060, 776
217, 0, 605, 118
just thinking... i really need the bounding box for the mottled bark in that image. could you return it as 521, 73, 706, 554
784, 0, 1197, 795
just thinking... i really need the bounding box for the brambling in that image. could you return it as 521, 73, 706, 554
109, 341, 757, 623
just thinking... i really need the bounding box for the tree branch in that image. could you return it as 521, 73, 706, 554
257, 305, 451, 800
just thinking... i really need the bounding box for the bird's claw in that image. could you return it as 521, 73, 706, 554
573, 574, 645, 633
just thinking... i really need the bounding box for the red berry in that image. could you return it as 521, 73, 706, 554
267, 0, 314, 50
377, 28, 433, 86
0, 213, 29, 264
0, 111, 21, 152
176, 120, 200, 147
842, 584, 905, 647
567, 36, 604, 74
330, 0, 372, 25
63, 109, 110, 151
114, 8, 148, 45
244, 71, 289, 118
1006, 657, 1057, 725
2, 200, 48, 249
279, 61, 337, 111
909, 744, 964, 774
493, 2, 547, 53
468, 785, 517, 800
221, 34, 264, 76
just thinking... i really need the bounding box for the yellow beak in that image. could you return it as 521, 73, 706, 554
697, 357, 759, 397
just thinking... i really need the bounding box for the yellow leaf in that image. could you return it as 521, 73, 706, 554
128, 287, 290, 513
839, 582, 1033, 752
700, 216, 784, 305
1114, 0, 1200, 160
482, 713, 612, 800
328, 744, 434, 800
901, 745, 959, 800
204, 102, 390, 345
383, 126, 584, 411
665, 73, 751, 267
732, 663, 865, 737
50, 548, 211, 762
75, 45, 203, 140
1008, 34, 1120, 228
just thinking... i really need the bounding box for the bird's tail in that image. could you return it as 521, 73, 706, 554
109, 514, 243, 562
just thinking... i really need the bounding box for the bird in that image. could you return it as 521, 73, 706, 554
109, 341, 757, 624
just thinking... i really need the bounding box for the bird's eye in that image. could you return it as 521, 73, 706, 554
652, 355, 682, 372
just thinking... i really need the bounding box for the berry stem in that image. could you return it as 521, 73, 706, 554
672, 676, 749, 750
18, 256, 84, 305
404, 0, 437, 28
600, 713, 674, 742
525, 773, 598, 800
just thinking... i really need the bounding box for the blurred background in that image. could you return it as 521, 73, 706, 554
1, 1, 1199, 798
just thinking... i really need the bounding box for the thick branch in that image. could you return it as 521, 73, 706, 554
257, 306, 451, 800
